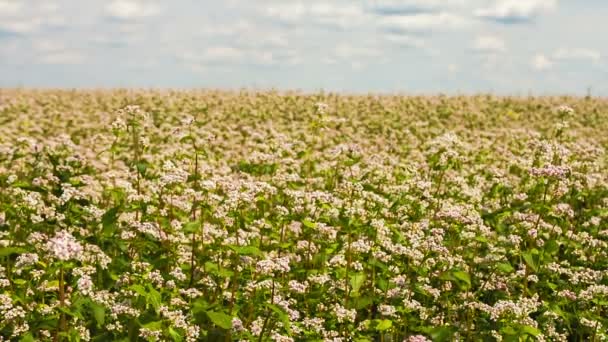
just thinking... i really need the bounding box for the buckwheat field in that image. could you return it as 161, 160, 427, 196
1, 90, 608, 341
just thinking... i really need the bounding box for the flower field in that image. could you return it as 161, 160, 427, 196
1, 89, 607, 341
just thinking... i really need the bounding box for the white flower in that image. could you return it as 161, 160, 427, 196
45, 230, 83, 261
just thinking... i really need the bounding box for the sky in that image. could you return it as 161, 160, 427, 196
0, 0, 607, 95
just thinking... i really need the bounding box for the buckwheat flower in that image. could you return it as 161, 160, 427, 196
288, 280, 308, 294
271, 332, 294, 342
106, 322, 123, 331
557, 290, 577, 301
170, 267, 187, 281
181, 115, 194, 126
111, 117, 127, 131
378, 304, 397, 317
6, 174, 17, 184
77, 275, 94, 296
405, 335, 431, 342
315, 102, 329, 114
76, 326, 91, 341
147, 270, 165, 287
139, 328, 162, 341
232, 317, 245, 333
45, 230, 83, 261
15, 253, 39, 269
529, 165, 571, 179
556, 105, 574, 115
333, 304, 356, 323
250, 317, 265, 336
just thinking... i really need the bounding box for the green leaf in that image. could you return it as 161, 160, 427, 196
452, 270, 471, 289
101, 207, 119, 237
267, 303, 291, 334
206, 311, 232, 330
349, 273, 366, 295
136, 162, 148, 176
0, 247, 26, 257
183, 221, 201, 234
428, 326, 456, 342
544, 239, 560, 256
141, 321, 163, 330
376, 319, 392, 331
168, 327, 183, 342
228, 245, 261, 256
522, 252, 538, 272
147, 286, 162, 313
521, 325, 541, 337
377, 278, 389, 292
19, 333, 35, 342
496, 262, 514, 274
90, 302, 105, 328
302, 219, 316, 229
129, 284, 148, 297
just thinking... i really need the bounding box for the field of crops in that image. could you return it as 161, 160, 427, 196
0, 90, 607, 341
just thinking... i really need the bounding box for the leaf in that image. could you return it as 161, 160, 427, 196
451, 270, 471, 289
544, 239, 560, 256
136, 162, 148, 176
141, 320, 163, 330
377, 278, 389, 292
183, 221, 201, 234
429, 326, 456, 342
0, 247, 26, 258
496, 262, 514, 274
302, 219, 316, 229
19, 333, 35, 342
228, 245, 261, 256
376, 319, 392, 331
522, 252, 538, 272
192, 298, 209, 314
147, 286, 162, 313
206, 311, 232, 330
90, 302, 106, 328
129, 284, 148, 297
349, 273, 366, 295
521, 325, 541, 337
168, 327, 183, 342
267, 303, 291, 334
101, 207, 119, 237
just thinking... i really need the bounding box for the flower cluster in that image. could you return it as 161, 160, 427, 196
0, 91, 607, 341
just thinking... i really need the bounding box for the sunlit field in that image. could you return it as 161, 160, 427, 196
1, 90, 607, 341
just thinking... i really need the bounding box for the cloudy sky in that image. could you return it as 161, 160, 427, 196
0, 0, 606, 95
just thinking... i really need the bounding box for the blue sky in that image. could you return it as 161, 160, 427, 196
0, 0, 606, 95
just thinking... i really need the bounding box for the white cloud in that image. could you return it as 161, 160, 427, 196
0, 1, 21, 16
553, 48, 601, 63
106, 0, 160, 20
532, 54, 553, 71
334, 43, 381, 59
380, 12, 467, 32
179, 45, 300, 69
383, 33, 425, 48
39, 51, 85, 64
0, 19, 40, 33
475, 0, 556, 23
473, 35, 506, 53
264, 2, 369, 28
368, 0, 468, 15
200, 47, 243, 63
